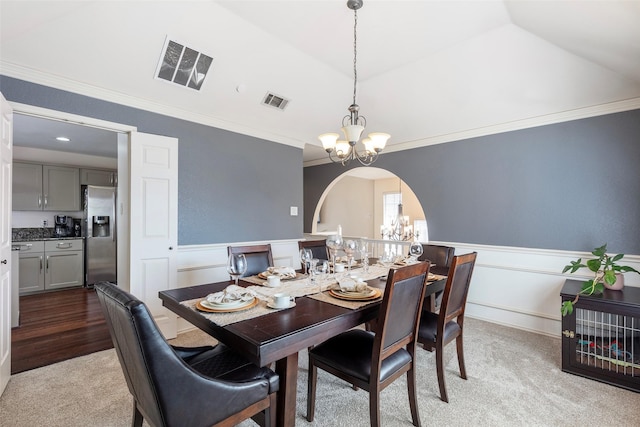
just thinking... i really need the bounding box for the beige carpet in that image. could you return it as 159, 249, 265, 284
1, 318, 638, 426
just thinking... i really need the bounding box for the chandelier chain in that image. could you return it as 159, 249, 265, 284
353, 9, 358, 106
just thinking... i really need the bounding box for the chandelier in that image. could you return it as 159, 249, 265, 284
318, 0, 390, 166
380, 180, 416, 241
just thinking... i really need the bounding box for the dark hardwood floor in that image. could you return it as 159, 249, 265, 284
11, 287, 113, 374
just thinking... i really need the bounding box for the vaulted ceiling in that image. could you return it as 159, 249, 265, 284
2, 1, 639, 165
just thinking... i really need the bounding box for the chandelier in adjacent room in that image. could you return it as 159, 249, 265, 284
319, 0, 390, 166
380, 179, 416, 241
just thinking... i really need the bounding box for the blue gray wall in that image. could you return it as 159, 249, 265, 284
304, 109, 640, 255
1, 76, 303, 245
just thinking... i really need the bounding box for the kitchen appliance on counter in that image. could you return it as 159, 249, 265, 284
54, 215, 74, 237
83, 185, 117, 287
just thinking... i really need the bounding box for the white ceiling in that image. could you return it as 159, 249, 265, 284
2, 0, 639, 166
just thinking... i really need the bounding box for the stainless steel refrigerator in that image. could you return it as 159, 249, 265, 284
83, 185, 117, 286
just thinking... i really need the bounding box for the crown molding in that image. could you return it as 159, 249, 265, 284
304, 97, 640, 167
1, 62, 306, 150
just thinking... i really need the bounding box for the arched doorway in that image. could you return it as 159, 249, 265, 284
310, 167, 428, 242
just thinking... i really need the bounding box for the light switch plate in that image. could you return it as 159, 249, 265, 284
290, 206, 298, 216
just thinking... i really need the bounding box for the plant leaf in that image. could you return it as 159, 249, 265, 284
561, 301, 574, 316
603, 270, 616, 285
593, 244, 607, 257
586, 259, 601, 272
611, 253, 624, 262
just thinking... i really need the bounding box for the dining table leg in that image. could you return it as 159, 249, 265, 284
275, 353, 299, 427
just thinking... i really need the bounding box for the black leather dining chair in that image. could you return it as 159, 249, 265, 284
94, 282, 279, 427
306, 262, 430, 427
417, 252, 477, 403
227, 244, 274, 278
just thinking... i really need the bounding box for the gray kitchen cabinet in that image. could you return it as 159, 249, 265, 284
16, 239, 84, 294
13, 162, 80, 211
44, 239, 84, 290
12, 162, 43, 210
80, 168, 117, 186
17, 241, 45, 294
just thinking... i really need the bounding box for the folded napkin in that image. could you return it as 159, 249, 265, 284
394, 256, 419, 266
266, 266, 297, 279
336, 277, 368, 292
206, 285, 256, 304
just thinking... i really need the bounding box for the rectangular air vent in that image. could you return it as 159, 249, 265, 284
155, 37, 213, 91
262, 92, 289, 110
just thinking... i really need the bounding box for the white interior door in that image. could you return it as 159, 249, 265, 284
129, 132, 178, 339
0, 93, 14, 396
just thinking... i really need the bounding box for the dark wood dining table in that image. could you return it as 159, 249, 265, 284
159, 265, 448, 427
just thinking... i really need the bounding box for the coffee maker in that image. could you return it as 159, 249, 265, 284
54, 215, 73, 237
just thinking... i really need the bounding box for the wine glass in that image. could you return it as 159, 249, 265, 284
358, 239, 369, 273
316, 260, 329, 292
300, 248, 313, 276
326, 234, 343, 276
308, 258, 319, 289
409, 242, 423, 261
227, 253, 248, 286
343, 239, 357, 274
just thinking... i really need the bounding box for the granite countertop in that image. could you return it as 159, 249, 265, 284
12, 228, 82, 242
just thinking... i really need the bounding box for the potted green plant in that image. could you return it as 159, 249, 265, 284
561, 243, 639, 316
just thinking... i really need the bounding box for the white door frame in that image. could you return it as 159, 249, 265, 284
1, 93, 14, 396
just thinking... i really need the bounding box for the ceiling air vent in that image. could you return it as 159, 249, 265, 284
155, 37, 213, 91
262, 92, 289, 111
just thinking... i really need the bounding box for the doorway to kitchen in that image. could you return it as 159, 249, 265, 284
10, 107, 127, 371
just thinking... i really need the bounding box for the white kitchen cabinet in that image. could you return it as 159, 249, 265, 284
17, 239, 84, 294
80, 168, 117, 186
12, 162, 80, 211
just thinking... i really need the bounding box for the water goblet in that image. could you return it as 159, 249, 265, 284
358, 239, 369, 273
343, 239, 357, 274
326, 234, 343, 276
316, 260, 329, 292
227, 253, 247, 286
300, 248, 313, 276
308, 258, 319, 288
409, 241, 423, 261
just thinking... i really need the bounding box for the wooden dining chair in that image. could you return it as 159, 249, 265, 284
418, 244, 455, 311
306, 261, 430, 427
94, 282, 279, 427
417, 252, 477, 403
297, 239, 329, 266
227, 244, 274, 277
418, 244, 455, 269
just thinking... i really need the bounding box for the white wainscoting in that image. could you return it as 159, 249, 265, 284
442, 242, 640, 338
176, 240, 640, 338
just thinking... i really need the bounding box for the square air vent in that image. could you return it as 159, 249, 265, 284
155, 37, 213, 91
262, 92, 290, 111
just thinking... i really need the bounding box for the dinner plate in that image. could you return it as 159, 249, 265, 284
329, 288, 381, 301
266, 301, 296, 310
196, 297, 258, 313
201, 298, 247, 309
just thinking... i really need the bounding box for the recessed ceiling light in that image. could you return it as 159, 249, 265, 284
56, 136, 70, 142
